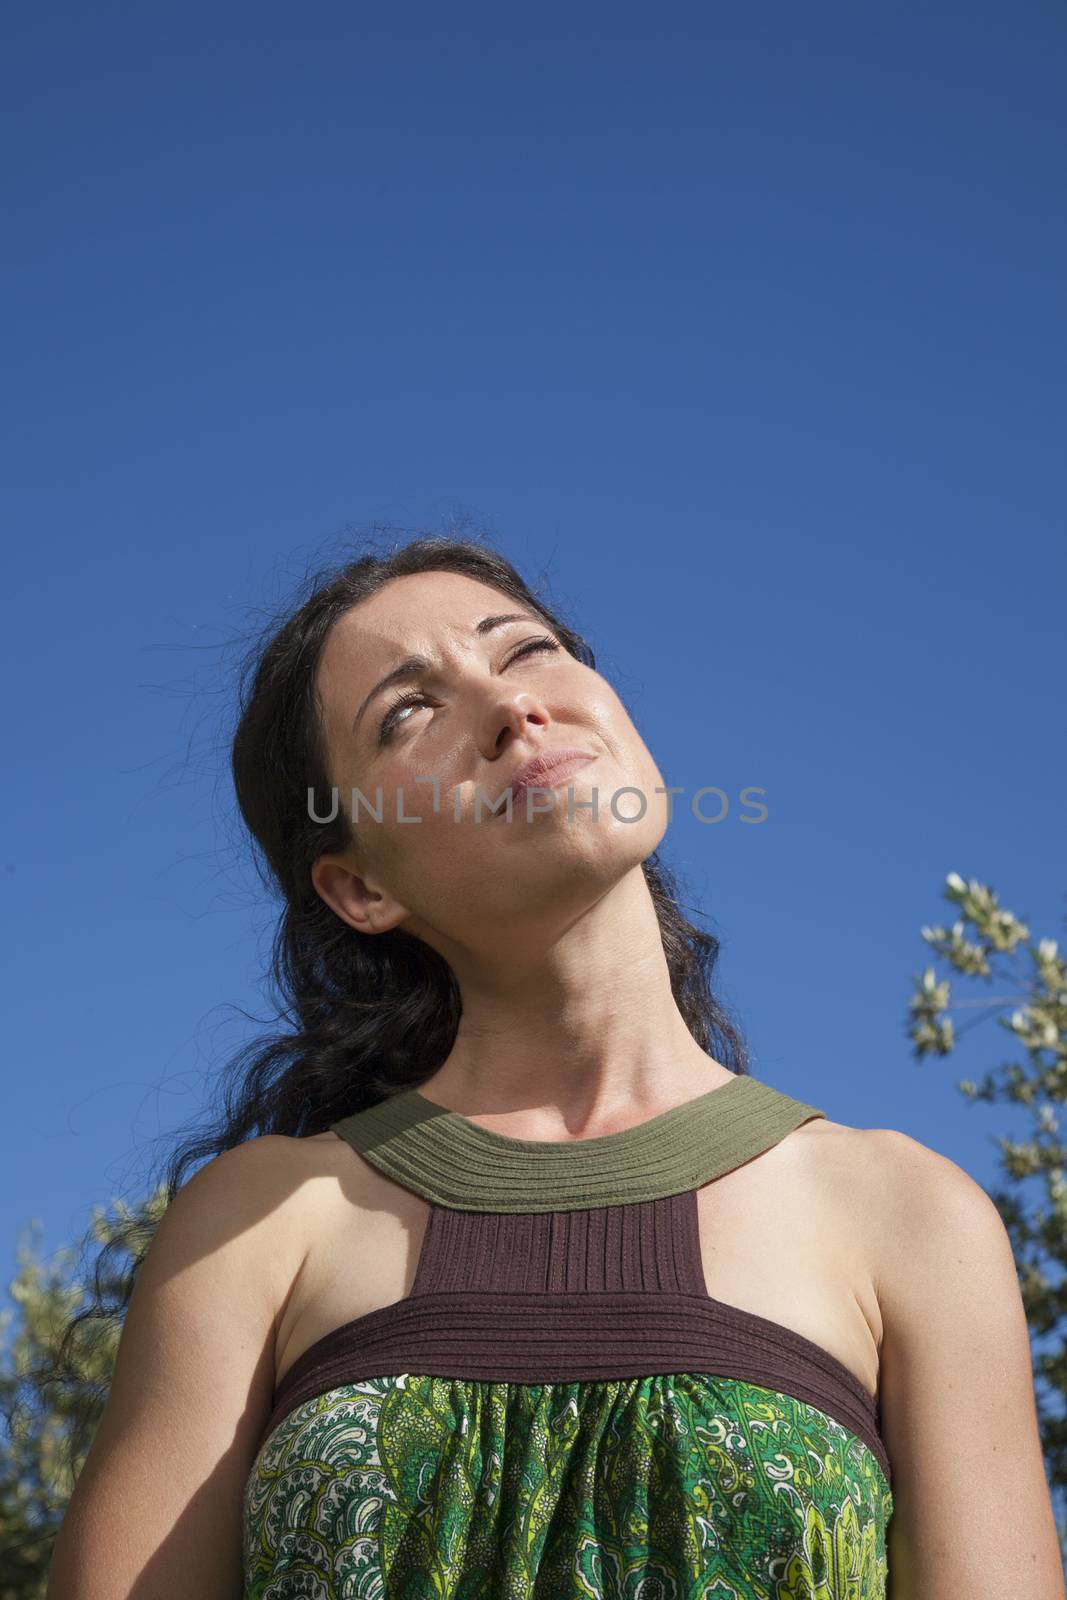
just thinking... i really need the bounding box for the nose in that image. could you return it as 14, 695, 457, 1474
489, 691, 550, 755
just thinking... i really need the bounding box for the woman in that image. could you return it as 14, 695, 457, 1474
47, 535, 1062, 1597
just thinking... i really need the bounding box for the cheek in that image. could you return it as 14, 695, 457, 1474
605, 717, 665, 804
398, 846, 481, 928
339, 748, 420, 826
363, 789, 478, 902
598, 697, 654, 768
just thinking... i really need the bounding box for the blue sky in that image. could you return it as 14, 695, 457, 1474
2, 1, 1064, 1299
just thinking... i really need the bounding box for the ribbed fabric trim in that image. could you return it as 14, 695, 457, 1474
329, 1072, 826, 1211
408, 1189, 707, 1296
262, 1290, 891, 1489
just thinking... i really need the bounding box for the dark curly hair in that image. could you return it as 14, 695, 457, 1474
16, 526, 749, 1520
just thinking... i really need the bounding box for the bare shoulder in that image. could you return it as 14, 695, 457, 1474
792, 1111, 988, 1195
780, 1116, 1000, 1284
783, 1109, 893, 1190
156, 1131, 358, 1305
176, 1129, 331, 1224
131, 1133, 332, 1345
793, 1116, 1009, 1263
836, 1124, 1009, 1262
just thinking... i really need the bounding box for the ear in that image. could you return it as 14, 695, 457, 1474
310, 855, 411, 936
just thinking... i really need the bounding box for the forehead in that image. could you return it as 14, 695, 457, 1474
315, 569, 520, 724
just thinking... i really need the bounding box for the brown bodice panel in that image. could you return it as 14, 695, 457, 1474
265, 1189, 890, 1485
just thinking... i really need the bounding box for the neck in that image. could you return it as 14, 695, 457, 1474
414, 864, 734, 1139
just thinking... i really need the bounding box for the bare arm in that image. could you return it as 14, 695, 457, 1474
869, 1130, 1065, 1597
45, 1135, 307, 1600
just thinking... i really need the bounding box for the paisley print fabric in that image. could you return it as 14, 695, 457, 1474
242, 1371, 892, 1598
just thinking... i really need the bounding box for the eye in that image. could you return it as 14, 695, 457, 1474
507, 635, 561, 666
377, 635, 562, 745
378, 688, 433, 745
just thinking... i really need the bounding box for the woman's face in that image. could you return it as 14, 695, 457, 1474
311, 569, 669, 949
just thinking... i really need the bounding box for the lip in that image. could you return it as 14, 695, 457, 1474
503, 748, 597, 808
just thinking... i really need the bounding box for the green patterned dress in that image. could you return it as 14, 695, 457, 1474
243, 1072, 893, 1598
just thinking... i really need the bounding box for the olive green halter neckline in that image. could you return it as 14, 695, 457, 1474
329, 1072, 826, 1213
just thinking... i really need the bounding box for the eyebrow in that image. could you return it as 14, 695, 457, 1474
350, 612, 543, 734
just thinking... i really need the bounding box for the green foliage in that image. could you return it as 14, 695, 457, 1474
908, 872, 1067, 1552
0, 1193, 166, 1600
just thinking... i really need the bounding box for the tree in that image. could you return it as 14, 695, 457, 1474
908, 871, 1067, 1551
0, 1194, 165, 1600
